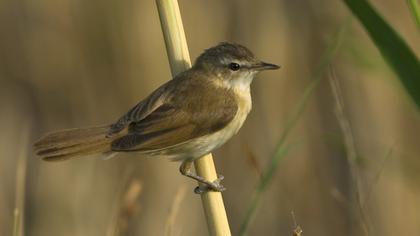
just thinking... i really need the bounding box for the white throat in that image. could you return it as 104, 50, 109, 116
223, 71, 256, 92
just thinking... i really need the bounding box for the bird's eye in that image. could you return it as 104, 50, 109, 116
229, 63, 240, 71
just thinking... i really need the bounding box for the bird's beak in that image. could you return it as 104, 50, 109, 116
253, 61, 280, 71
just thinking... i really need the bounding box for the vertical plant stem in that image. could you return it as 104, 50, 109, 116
165, 185, 187, 236
328, 68, 370, 236
12, 209, 20, 236
155, 0, 232, 235
13, 124, 30, 236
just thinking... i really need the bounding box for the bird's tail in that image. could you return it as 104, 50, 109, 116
34, 125, 119, 161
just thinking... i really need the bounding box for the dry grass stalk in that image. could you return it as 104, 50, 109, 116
119, 179, 143, 229
291, 211, 302, 236
13, 124, 30, 236
165, 185, 187, 236
108, 178, 143, 236
155, 0, 232, 235
328, 67, 370, 236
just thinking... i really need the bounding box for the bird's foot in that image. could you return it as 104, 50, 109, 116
194, 175, 226, 194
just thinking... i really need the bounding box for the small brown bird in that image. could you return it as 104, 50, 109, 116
34, 42, 279, 193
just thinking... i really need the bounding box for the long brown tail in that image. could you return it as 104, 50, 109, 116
34, 125, 117, 161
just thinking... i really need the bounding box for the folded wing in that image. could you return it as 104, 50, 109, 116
111, 89, 238, 152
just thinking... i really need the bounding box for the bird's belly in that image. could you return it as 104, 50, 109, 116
157, 104, 251, 161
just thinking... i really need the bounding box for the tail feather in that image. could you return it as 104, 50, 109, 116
34, 125, 118, 161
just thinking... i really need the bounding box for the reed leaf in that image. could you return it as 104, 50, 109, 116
343, 0, 420, 108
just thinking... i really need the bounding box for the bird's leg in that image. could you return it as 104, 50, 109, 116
179, 160, 226, 194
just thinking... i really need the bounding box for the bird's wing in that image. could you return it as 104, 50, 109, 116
108, 83, 169, 135
110, 79, 238, 152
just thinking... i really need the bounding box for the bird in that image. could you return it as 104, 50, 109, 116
34, 42, 280, 193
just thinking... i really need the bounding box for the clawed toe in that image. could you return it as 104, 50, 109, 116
193, 179, 226, 194
180, 161, 227, 194
212, 182, 226, 192
217, 174, 224, 181
194, 186, 208, 194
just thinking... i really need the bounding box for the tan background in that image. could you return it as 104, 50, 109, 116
1, 0, 419, 235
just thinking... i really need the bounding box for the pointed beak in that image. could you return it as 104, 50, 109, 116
253, 62, 280, 71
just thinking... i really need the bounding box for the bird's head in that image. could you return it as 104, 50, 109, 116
193, 42, 280, 89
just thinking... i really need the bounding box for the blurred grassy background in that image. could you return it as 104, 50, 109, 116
1, 0, 419, 235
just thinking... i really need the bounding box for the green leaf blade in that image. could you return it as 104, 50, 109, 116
343, 0, 420, 108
